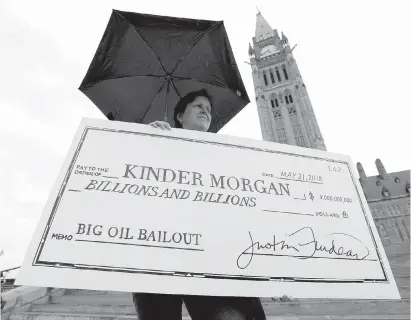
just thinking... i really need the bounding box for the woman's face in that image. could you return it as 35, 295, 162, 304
177, 96, 212, 132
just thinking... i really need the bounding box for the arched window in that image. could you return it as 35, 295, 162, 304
289, 94, 293, 103
284, 89, 291, 104
263, 72, 268, 86
270, 69, 275, 83
270, 94, 278, 108
283, 65, 289, 80
270, 99, 275, 108
276, 68, 282, 82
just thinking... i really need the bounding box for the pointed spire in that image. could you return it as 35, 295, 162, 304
255, 11, 275, 41
356, 162, 367, 182
375, 158, 387, 178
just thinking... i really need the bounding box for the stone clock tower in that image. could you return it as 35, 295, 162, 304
249, 12, 326, 151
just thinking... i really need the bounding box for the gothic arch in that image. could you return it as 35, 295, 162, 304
284, 89, 293, 104
269, 68, 275, 84
275, 66, 282, 82
263, 70, 268, 86
269, 93, 279, 108
282, 64, 289, 80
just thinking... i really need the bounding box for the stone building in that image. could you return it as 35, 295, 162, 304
356, 160, 410, 315
247, 11, 410, 320
357, 159, 410, 246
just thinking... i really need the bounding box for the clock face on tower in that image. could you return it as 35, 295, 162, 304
260, 44, 278, 58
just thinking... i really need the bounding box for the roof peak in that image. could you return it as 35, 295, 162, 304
255, 11, 275, 41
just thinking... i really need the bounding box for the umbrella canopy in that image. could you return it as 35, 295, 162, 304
79, 9, 250, 133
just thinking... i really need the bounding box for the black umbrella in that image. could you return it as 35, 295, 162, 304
79, 9, 250, 133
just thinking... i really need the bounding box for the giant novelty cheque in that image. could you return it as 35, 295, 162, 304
16, 118, 400, 299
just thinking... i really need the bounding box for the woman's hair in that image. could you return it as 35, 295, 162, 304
173, 89, 212, 128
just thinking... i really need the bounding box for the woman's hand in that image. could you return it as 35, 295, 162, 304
148, 121, 171, 130
271, 294, 294, 302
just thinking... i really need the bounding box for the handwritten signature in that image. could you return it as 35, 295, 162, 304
236, 227, 370, 269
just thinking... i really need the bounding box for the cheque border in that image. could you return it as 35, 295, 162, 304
32, 126, 389, 284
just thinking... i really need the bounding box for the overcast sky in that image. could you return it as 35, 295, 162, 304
1, 0, 410, 272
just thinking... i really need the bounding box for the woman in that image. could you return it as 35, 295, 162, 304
133, 89, 290, 320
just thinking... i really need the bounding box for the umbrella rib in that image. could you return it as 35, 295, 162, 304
170, 79, 182, 99
170, 22, 221, 74
164, 81, 170, 122
140, 81, 166, 123
80, 74, 165, 89
117, 12, 168, 75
